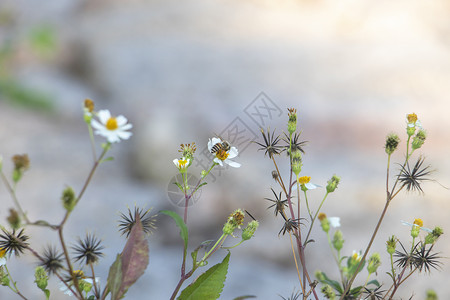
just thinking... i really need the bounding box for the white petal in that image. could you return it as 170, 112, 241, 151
305, 183, 319, 190
225, 160, 241, 168
0, 257, 6, 266
213, 158, 223, 166
120, 123, 133, 130
173, 159, 180, 167
97, 110, 111, 124
207, 139, 213, 151
91, 119, 104, 130
329, 217, 340, 228
116, 115, 128, 126
227, 147, 238, 159
117, 131, 132, 140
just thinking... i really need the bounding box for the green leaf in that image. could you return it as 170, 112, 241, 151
174, 182, 184, 193
367, 279, 380, 287
160, 210, 188, 250
178, 252, 230, 300
100, 157, 114, 163
233, 296, 256, 300
118, 215, 150, 298
320, 272, 343, 293
107, 254, 123, 300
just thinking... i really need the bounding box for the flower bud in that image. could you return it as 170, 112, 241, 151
179, 143, 196, 167
326, 175, 340, 193
222, 209, 245, 235
80, 279, 93, 293
0, 266, 10, 286
385, 133, 400, 155
12, 154, 30, 183
386, 235, 397, 255
291, 149, 302, 176
411, 218, 423, 238
412, 129, 426, 150
7, 209, 21, 230
332, 230, 344, 251
287, 108, 297, 135
425, 226, 443, 245
318, 213, 330, 233
367, 253, 381, 274
34, 266, 48, 290
315, 270, 326, 282
426, 290, 438, 300
321, 284, 336, 300
83, 99, 95, 123
61, 186, 76, 212
242, 220, 259, 241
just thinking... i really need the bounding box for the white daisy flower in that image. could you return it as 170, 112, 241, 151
294, 176, 320, 191
173, 157, 190, 172
207, 137, 241, 168
406, 113, 422, 129
401, 219, 432, 233
329, 217, 341, 228
59, 277, 99, 296
91, 109, 132, 143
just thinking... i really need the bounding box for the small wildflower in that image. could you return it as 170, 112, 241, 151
406, 113, 422, 136
254, 128, 284, 158
367, 253, 381, 274
0, 228, 29, 257
332, 230, 344, 251
264, 188, 288, 217
398, 156, 432, 194
61, 186, 77, 212
297, 176, 319, 191
319, 213, 330, 233
349, 250, 362, 267
72, 234, 104, 265
118, 206, 157, 237
208, 137, 241, 168
287, 108, 297, 135
178, 143, 196, 165
39, 246, 64, 275
386, 235, 397, 255
412, 129, 427, 150
60, 270, 99, 296
385, 133, 400, 155
173, 157, 190, 173
401, 219, 432, 236
242, 220, 259, 241
91, 109, 133, 143
326, 175, 340, 193
7, 208, 21, 230
12, 154, 30, 182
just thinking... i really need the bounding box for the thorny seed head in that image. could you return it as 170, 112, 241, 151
254, 128, 284, 158
283, 132, 307, 156
279, 218, 303, 236
72, 234, 105, 265
264, 188, 288, 217
399, 156, 433, 194
39, 246, 64, 275
385, 133, 400, 155
119, 206, 157, 237
0, 228, 29, 257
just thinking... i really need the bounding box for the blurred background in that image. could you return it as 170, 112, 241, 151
1, 0, 450, 299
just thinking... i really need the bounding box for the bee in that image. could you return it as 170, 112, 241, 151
210, 135, 231, 154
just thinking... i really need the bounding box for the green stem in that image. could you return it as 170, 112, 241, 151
304, 192, 329, 245
0, 171, 30, 224
3, 265, 27, 299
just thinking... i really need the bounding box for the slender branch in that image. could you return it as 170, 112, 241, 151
1, 171, 30, 224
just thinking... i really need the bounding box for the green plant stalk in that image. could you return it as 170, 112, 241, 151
326, 231, 344, 284
3, 264, 27, 300
304, 192, 329, 245
0, 171, 30, 224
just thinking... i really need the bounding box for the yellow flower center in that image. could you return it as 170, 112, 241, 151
73, 270, 85, 279
216, 149, 229, 161
106, 117, 118, 130
413, 218, 423, 228
407, 113, 418, 123
318, 212, 327, 221
352, 252, 361, 262
0, 248, 6, 258
298, 176, 311, 185
178, 159, 188, 169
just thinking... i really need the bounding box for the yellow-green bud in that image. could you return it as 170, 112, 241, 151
12, 154, 30, 183
0, 266, 10, 286
411, 225, 420, 238
80, 279, 93, 293
426, 289, 438, 300
412, 129, 426, 150
34, 266, 48, 290
7, 208, 21, 230
61, 186, 77, 212
385, 133, 400, 155
367, 253, 381, 274
326, 175, 340, 193
321, 284, 336, 300
386, 235, 397, 255
222, 209, 245, 235
287, 108, 297, 135
407, 126, 416, 136
319, 214, 330, 233
315, 270, 326, 282
242, 220, 259, 241
179, 143, 196, 167
332, 230, 344, 251
291, 150, 302, 176
201, 170, 207, 178
425, 227, 443, 245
